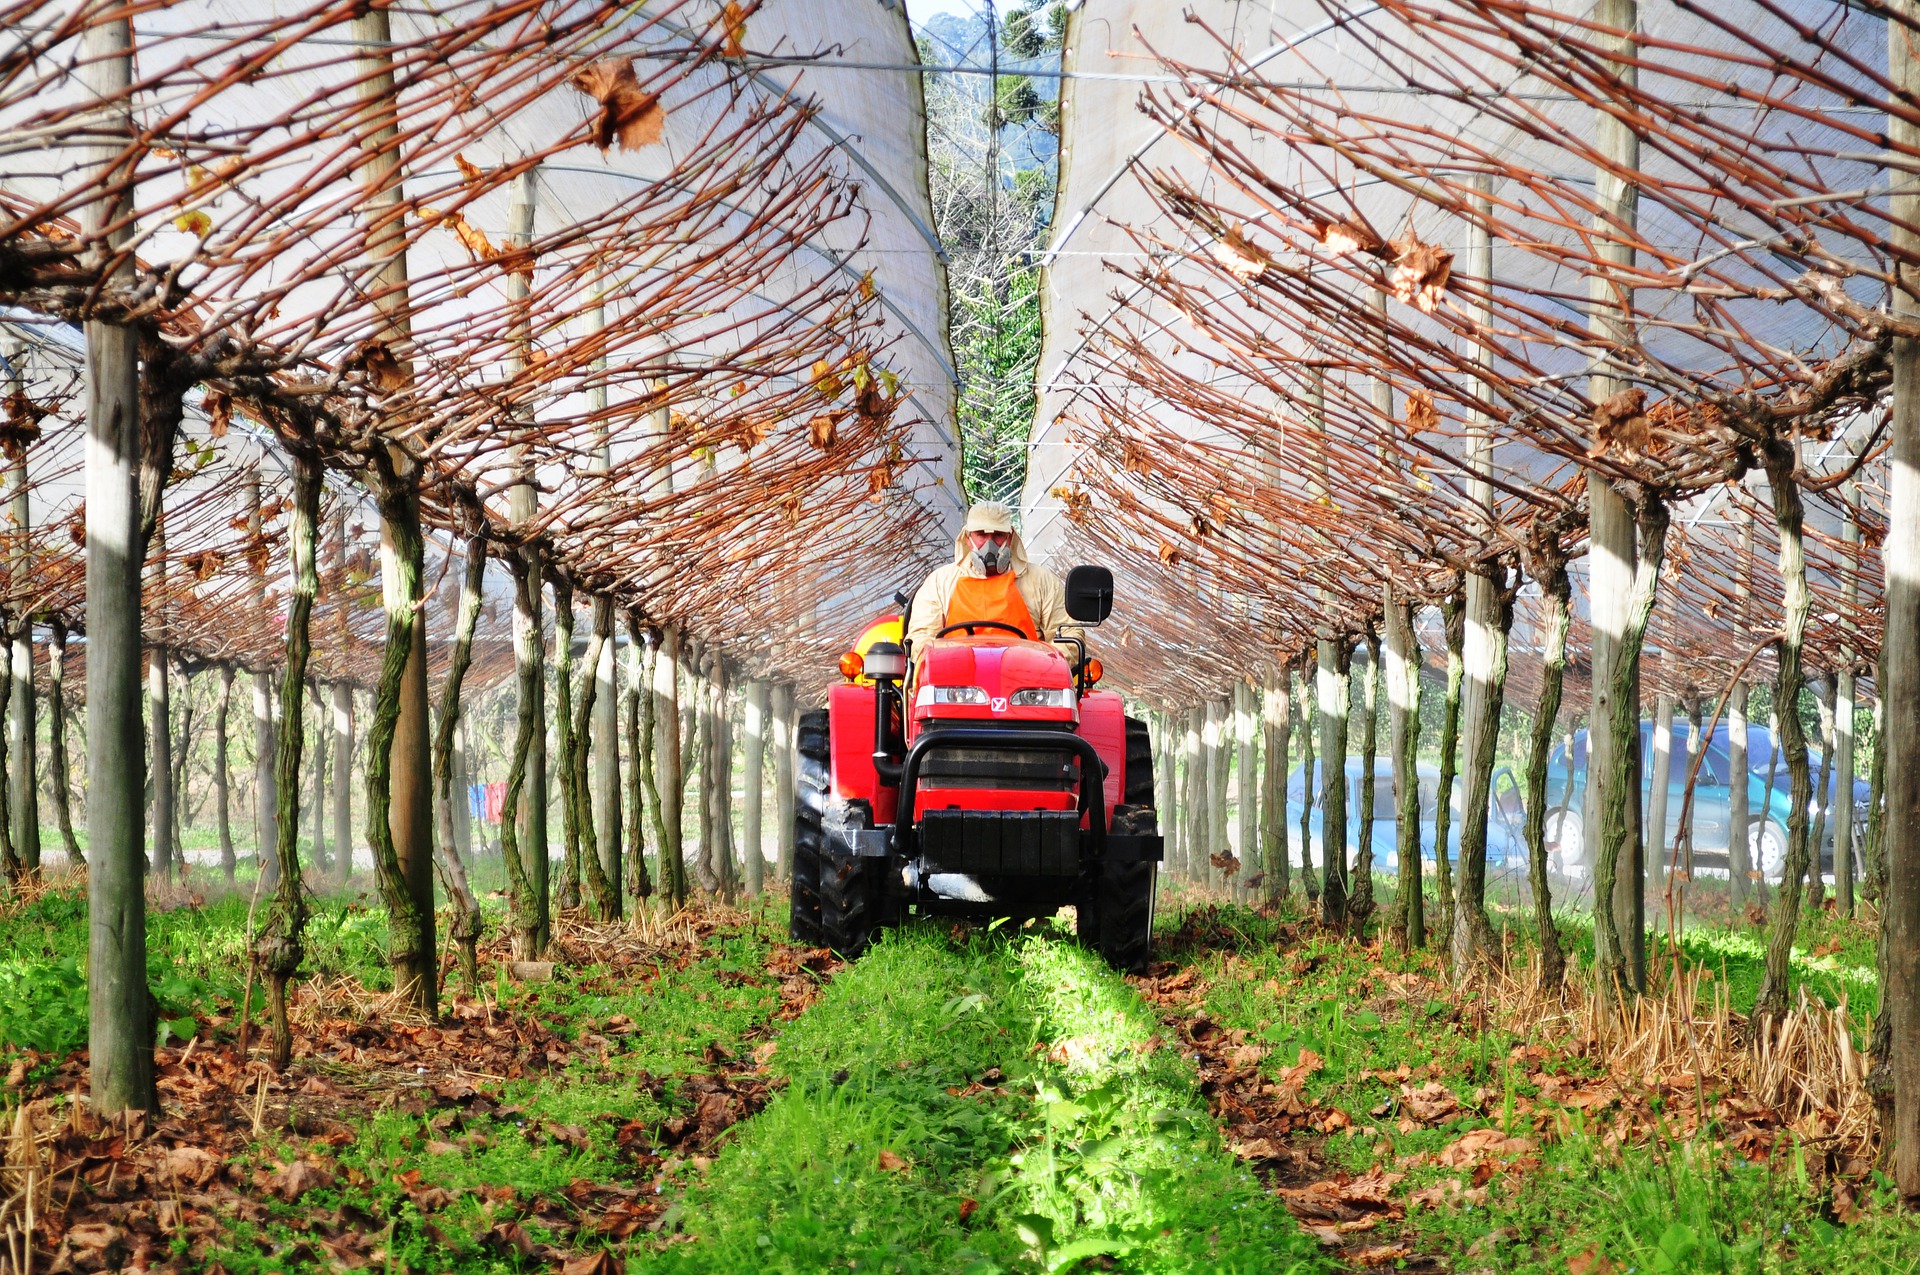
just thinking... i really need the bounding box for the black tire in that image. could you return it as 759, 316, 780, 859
820, 848, 892, 960
1078, 718, 1159, 972
790, 709, 829, 945
1124, 715, 1154, 807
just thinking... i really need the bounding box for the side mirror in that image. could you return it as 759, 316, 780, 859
1064, 565, 1113, 624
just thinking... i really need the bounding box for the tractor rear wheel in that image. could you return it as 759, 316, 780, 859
790, 709, 829, 945
1078, 716, 1159, 973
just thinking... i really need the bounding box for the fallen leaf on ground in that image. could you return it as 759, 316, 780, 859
560, 1252, 620, 1275
1568, 1247, 1616, 1275
1400, 1080, 1460, 1123
162, 1145, 221, 1188
877, 1149, 909, 1173
1436, 1127, 1535, 1168
268, 1159, 334, 1202
1351, 1244, 1412, 1267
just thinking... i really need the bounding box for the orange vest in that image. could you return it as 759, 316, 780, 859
947, 570, 1037, 640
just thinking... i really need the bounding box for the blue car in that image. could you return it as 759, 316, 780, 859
1543, 722, 1870, 884
1285, 756, 1529, 874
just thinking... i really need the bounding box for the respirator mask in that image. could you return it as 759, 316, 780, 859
970, 539, 1012, 576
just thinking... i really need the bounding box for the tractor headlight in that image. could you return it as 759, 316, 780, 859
925, 685, 989, 705
1009, 686, 1074, 708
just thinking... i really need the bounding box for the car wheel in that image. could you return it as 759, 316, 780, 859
1546, 809, 1586, 876
1752, 821, 1789, 884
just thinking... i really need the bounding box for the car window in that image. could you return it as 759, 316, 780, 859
1493, 772, 1526, 822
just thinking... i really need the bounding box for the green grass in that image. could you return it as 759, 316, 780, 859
650, 924, 1328, 1275
1169, 901, 1920, 1275
203, 903, 795, 1274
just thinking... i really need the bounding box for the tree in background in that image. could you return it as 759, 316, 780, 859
921, 1, 1063, 505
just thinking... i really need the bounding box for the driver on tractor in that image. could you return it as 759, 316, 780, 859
904, 501, 1081, 661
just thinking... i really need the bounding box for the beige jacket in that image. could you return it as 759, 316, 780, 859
905, 525, 1083, 659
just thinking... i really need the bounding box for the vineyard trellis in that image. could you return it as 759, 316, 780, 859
2, 0, 1920, 1215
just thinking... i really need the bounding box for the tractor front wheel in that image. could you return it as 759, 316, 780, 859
820, 848, 892, 959
790, 709, 829, 946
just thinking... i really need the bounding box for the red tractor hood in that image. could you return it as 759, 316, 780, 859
913, 635, 1074, 725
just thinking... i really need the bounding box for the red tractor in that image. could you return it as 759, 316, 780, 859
790, 566, 1163, 970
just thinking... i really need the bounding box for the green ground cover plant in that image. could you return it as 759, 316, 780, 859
651, 923, 1327, 1275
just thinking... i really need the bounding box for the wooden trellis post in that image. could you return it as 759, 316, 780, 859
6, 390, 36, 876
355, 7, 436, 1010
149, 515, 173, 883
1454, 173, 1506, 970
81, 1, 155, 1115
47, 619, 80, 868
1587, 0, 1649, 996
771, 681, 795, 884
742, 678, 769, 897
588, 283, 624, 906
1728, 502, 1755, 902
655, 623, 686, 904
1884, 16, 1920, 1164
247, 475, 279, 878
504, 164, 549, 946
1263, 669, 1291, 901
1206, 696, 1228, 883
1386, 595, 1421, 947
1836, 480, 1859, 917
1234, 679, 1256, 892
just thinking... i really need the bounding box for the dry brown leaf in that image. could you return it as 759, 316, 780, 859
1590, 387, 1651, 458
1156, 540, 1182, 566
1212, 225, 1273, 280
721, 2, 749, 55
1568, 1247, 1616, 1275
570, 57, 665, 152
1389, 237, 1452, 312
1436, 1127, 1535, 1168
876, 1149, 909, 1173
809, 359, 845, 400
419, 205, 505, 266
1209, 851, 1241, 877
1340, 1168, 1405, 1204
162, 1145, 221, 1188
1320, 219, 1381, 255
560, 1251, 620, 1275
202, 388, 232, 439
454, 153, 485, 183
1399, 1080, 1461, 1124
1275, 1049, 1324, 1087
268, 1158, 334, 1202
1404, 389, 1438, 434
1407, 1178, 1487, 1209
808, 414, 838, 450
1351, 1244, 1412, 1268
359, 339, 407, 393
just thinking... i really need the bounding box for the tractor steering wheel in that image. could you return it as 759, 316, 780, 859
935, 620, 1029, 639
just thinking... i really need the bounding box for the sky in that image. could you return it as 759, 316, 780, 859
901, 0, 1020, 24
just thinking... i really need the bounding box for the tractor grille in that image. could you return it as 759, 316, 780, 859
916, 724, 1078, 793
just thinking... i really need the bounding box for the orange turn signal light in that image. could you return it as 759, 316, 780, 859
839, 651, 864, 680
1085, 658, 1104, 685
